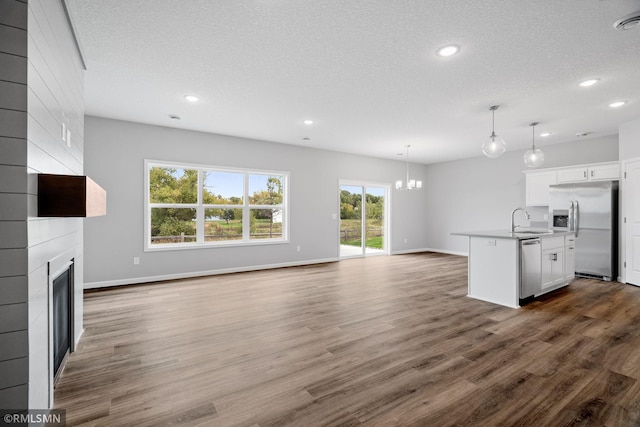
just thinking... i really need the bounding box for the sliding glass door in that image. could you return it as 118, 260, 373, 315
339, 183, 388, 258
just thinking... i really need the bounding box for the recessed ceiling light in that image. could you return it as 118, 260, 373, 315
184, 95, 200, 102
303, 120, 314, 125
436, 45, 460, 57
579, 79, 600, 87
576, 132, 590, 137
169, 114, 181, 120
540, 132, 551, 137
609, 101, 627, 108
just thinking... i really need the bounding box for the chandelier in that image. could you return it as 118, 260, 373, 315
395, 145, 422, 191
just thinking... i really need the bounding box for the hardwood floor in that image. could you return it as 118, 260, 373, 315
54, 252, 640, 426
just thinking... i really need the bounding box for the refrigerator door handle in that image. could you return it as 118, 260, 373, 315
574, 200, 579, 237
569, 201, 575, 232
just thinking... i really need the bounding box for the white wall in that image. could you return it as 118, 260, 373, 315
83, 116, 429, 287
619, 117, 640, 283
619, 116, 640, 160
84, 117, 623, 285
424, 135, 619, 254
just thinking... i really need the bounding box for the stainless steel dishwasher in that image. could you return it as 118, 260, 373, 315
520, 238, 542, 299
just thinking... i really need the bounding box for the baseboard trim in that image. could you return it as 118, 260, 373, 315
73, 328, 84, 350
85, 249, 469, 289
391, 248, 468, 257
391, 248, 432, 255
425, 248, 468, 257
84, 257, 340, 289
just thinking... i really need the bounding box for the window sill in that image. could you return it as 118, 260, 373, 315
144, 238, 290, 252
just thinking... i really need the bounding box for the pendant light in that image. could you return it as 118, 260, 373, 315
395, 145, 422, 191
524, 122, 544, 168
482, 105, 506, 158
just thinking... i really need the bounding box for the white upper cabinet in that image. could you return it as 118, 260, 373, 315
524, 161, 619, 206
557, 162, 619, 184
525, 171, 557, 206
588, 163, 620, 181
557, 168, 589, 183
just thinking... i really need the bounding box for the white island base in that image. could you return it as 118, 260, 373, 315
468, 237, 521, 308
453, 230, 575, 309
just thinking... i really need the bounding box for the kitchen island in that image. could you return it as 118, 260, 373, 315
452, 230, 575, 308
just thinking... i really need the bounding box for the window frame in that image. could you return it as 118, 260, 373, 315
144, 159, 289, 251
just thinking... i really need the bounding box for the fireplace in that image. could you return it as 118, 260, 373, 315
52, 265, 72, 382
48, 252, 76, 397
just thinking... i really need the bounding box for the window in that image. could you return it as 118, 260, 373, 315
145, 160, 288, 250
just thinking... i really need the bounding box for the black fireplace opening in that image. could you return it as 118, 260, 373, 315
53, 264, 73, 383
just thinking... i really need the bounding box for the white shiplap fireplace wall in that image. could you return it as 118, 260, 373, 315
0, 0, 85, 410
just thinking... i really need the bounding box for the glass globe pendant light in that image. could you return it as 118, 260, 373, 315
482, 105, 506, 158
524, 122, 544, 168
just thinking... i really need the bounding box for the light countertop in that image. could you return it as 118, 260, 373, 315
451, 229, 575, 240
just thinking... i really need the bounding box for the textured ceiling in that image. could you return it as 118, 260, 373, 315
65, 0, 640, 164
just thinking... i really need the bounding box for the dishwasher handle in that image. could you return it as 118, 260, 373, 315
521, 239, 541, 246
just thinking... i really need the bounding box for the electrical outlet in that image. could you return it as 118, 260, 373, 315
404, 238, 407, 243
543, 214, 548, 220
487, 240, 497, 246
133, 257, 140, 265
331, 213, 337, 220
297, 246, 301, 252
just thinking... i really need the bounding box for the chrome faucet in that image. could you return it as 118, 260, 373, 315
511, 207, 530, 232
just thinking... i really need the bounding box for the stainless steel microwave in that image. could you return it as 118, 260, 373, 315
551, 209, 569, 231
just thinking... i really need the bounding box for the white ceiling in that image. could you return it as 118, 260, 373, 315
64, 0, 640, 164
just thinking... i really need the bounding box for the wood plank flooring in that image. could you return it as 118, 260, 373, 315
53, 253, 640, 426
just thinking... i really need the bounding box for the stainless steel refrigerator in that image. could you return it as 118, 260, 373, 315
548, 181, 618, 281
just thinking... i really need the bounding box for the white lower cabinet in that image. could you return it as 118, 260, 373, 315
542, 248, 565, 290
539, 236, 572, 293
565, 236, 576, 281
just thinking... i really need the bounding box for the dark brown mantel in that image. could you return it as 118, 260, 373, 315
38, 174, 107, 217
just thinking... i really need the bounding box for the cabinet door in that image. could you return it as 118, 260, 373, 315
541, 249, 554, 290
557, 168, 588, 183
589, 164, 619, 181
552, 250, 565, 286
542, 248, 564, 290
565, 245, 575, 281
526, 171, 557, 206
